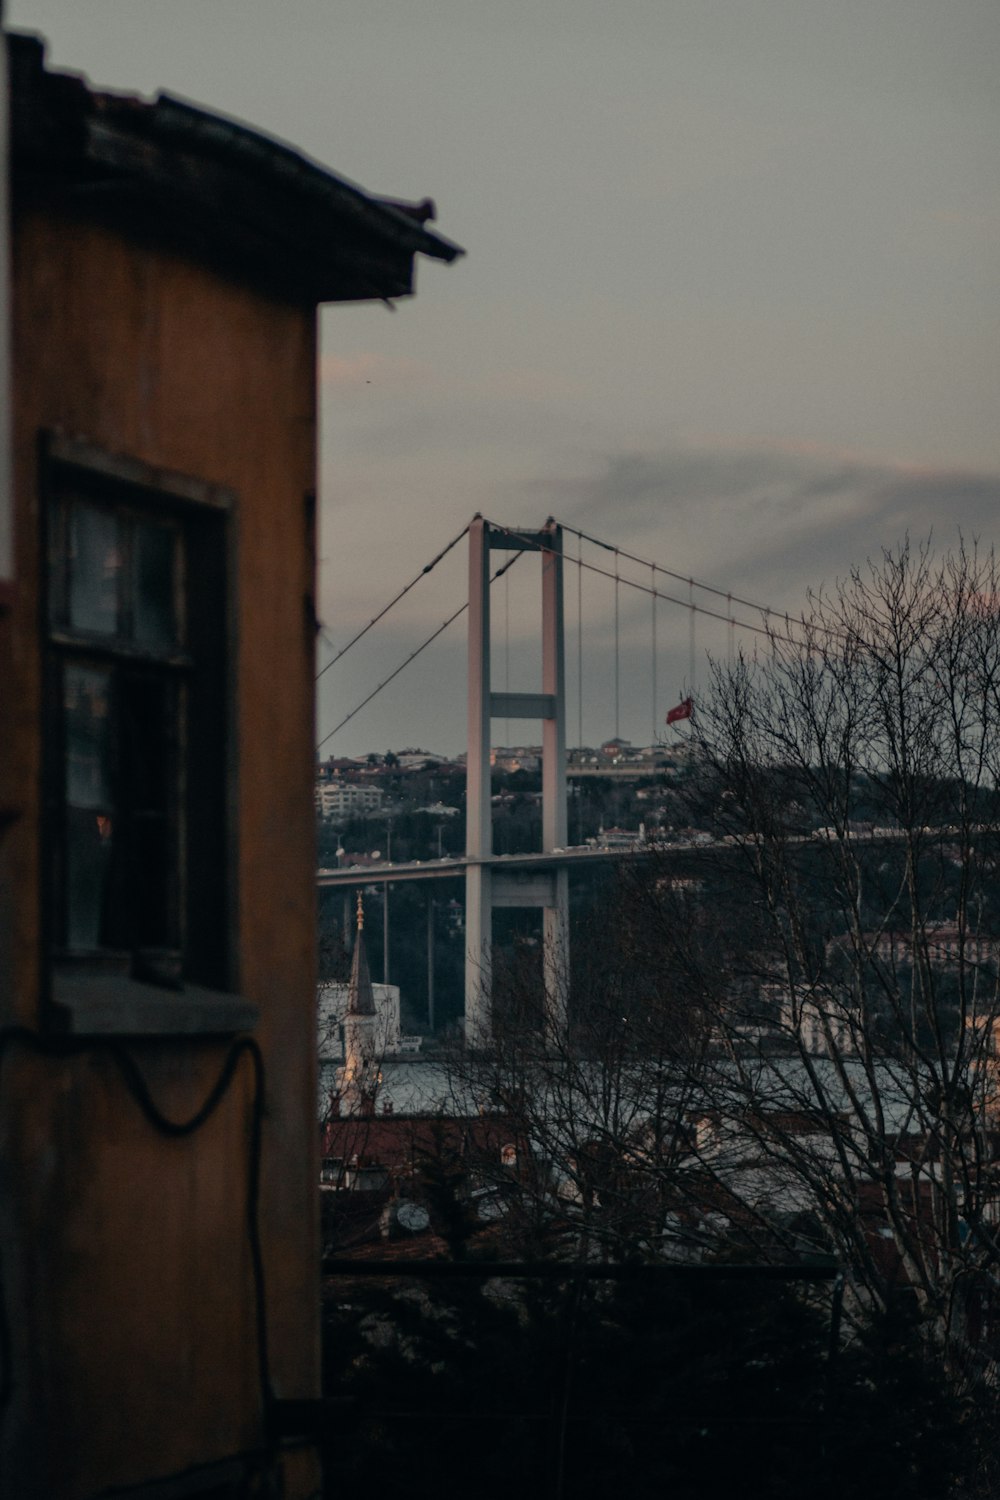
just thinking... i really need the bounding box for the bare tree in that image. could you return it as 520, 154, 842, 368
623, 541, 1000, 1372
447, 898, 722, 1261
456, 543, 1000, 1393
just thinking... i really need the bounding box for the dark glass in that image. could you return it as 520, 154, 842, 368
121, 675, 173, 812
63, 666, 116, 949
134, 520, 178, 649
121, 675, 179, 953
64, 665, 113, 810
132, 817, 174, 948
69, 503, 120, 635
65, 807, 115, 951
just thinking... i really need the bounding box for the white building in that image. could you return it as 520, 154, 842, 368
315, 779, 384, 819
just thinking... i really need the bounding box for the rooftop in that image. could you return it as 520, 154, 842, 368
10, 31, 464, 305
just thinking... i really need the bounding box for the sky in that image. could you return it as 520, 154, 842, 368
10, 0, 1000, 757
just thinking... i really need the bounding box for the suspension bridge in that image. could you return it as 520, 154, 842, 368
316, 514, 811, 1043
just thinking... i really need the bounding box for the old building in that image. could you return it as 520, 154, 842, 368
0, 30, 461, 1499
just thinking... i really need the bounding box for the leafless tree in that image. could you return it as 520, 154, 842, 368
624, 541, 1000, 1368
458, 543, 1000, 1389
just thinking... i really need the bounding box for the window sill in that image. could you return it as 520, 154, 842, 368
51, 972, 259, 1036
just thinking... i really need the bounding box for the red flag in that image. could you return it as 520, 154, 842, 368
666, 696, 693, 725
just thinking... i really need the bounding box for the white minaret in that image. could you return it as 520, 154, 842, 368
342, 893, 379, 1114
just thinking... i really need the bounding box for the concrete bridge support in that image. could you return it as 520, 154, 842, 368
464, 517, 568, 1046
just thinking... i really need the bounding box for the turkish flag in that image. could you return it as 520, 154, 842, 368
666, 696, 693, 725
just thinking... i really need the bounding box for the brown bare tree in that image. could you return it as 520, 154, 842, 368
457, 543, 1000, 1398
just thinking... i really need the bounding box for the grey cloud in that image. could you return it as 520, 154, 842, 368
535, 445, 1000, 609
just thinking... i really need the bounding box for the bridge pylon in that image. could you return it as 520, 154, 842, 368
465, 517, 568, 1046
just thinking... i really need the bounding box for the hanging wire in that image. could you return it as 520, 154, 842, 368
727, 593, 735, 663
315, 519, 471, 681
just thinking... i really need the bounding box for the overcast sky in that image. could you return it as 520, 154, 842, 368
11, 0, 1000, 756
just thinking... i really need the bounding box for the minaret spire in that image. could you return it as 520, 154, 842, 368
343, 891, 378, 1112
347, 893, 377, 1019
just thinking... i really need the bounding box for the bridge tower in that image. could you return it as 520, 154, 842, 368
465, 517, 568, 1046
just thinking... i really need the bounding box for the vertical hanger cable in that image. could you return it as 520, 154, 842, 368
651, 563, 657, 744
614, 551, 621, 741
577, 538, 584, 752
504, 565, 510, 746
688, 577, 695, 702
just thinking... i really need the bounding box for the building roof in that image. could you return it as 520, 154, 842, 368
10, 31, 464, 305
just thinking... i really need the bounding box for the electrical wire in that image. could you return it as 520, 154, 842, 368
0, 1028, 273, 1480
315, 520, 471, 682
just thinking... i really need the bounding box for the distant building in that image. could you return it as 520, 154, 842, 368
492, 746, 541, 774
826, 924, 999, 971
588, 824, 647, 850
420, 800, 461, 818
316, 779, 384, 819
394, 749, 446, 770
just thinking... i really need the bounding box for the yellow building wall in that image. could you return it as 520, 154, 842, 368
0, 208, 320, 1497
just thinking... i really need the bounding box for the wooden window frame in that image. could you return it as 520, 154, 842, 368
41, 434, 256, 1035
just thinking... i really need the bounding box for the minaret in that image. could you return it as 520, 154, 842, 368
343, 893, 379, 1114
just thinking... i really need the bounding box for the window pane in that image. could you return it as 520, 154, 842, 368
69, 503, 120, 635
65, 806, 115, 951
64, 665, 113, 810
121, 675, 175, 812
132, 815, 175, 949
121, 675, 180, 952
134, 520, 178, 649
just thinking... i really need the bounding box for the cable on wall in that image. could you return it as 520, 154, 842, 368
0, 1028, 273, 1484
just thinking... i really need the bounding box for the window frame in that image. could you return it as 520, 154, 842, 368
41, 433, 256, 1036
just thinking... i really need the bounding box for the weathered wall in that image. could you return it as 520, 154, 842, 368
0, 209, 320, 1496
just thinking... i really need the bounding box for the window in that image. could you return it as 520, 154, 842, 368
44, 438, 253, 1033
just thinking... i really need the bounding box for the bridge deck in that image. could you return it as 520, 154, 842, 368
316, 844, 651, 887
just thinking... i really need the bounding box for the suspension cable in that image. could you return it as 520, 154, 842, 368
485, 519, 810, 646
316, 552, 522, 753
556, 518, 779, 622
548, 517, 850, 648
614, 550, 621, 740
651, 563, 657, 744
315, 519, 471, 681
577, 533, 584, 751
504, 564, 510, 747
